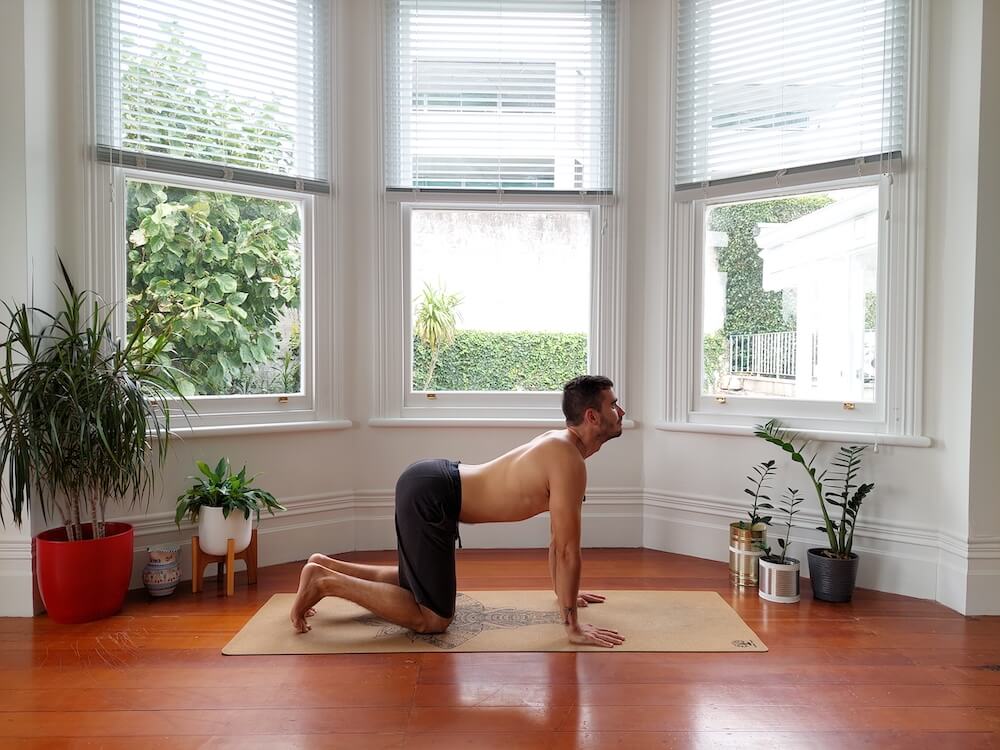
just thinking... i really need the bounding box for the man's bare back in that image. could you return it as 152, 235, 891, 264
457, 430, 583, 524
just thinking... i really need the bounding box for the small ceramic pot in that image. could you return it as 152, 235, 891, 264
142, 544, 181, 597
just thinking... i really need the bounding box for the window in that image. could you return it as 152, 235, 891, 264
406, 206, 592, 398
666, 0, 922, 439
92, 0, 334, 427
702, 185, 880, 405
377, 0, 621, 421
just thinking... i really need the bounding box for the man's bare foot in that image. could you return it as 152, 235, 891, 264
290, 562, 329, 633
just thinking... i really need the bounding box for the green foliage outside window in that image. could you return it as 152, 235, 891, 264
120, 24, 290, 171
864, 291, 877, 331
703, 329, 727, 391
413, 331, 587, 391
121, 27, 301, 396
710, 196, 833, 336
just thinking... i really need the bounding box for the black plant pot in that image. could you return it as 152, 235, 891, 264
807, 548, 859, 602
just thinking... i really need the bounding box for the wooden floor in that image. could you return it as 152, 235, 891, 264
3, 548, 1000, 749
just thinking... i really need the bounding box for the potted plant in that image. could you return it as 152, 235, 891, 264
757, 488, 804, 603
755, 419, 876, 602
729, 459, 775, 587
174, 458, 285, 556
0, 264, 184, 623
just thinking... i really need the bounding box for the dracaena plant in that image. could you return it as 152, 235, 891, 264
174, 457, 285, 526
0, 261, 185, 540
754, 419, 875, 559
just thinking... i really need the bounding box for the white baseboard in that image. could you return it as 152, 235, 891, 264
0, 540, 37, 617
643, 489, 948, 605
126, 492, 357, 590
5, 488, 997, 617
117, 489, 1000, 616
965, 536, 1000, 615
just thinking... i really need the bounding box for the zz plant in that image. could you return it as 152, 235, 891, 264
175, 457, 285, 526
755, 419, 875, 559
0, 263, 184, 540
737, 459, 776, 530
758, 488, 804, 564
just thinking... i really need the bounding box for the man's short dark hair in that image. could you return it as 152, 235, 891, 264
562, 375, 614, 426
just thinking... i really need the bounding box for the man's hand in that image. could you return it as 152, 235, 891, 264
577, 591, 605, 607
566, 623, 625, 648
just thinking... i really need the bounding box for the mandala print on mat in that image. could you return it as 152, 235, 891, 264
358, 592, 563, 649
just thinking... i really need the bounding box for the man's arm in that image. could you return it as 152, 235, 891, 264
549, 540, 606, 608
548, 454, 622, 648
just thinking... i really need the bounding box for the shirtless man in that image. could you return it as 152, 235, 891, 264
289, 375, 626, 648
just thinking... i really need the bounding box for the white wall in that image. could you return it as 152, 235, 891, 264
0, 0, 69, 616
967, 0, 1000, 612
0, 0, 35, 617
921, 0, 984, 612
1, 0, 997, 617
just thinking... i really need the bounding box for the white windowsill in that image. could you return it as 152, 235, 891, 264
655, 420, 931, 447
370, 418, 638, 429
152, 419, 354, 439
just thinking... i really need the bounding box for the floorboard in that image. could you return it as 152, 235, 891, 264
3, 548, 999, 748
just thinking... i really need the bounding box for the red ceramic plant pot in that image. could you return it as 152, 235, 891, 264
35, 522, 134, 624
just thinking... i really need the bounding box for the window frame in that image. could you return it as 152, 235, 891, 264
90, 165, 333, 428
661, 0, 929, 444
401, 199, 599, 416
688, 174, 888, 428
375, 190, 624, 423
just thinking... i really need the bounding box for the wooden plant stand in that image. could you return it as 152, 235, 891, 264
191, 529, 258, 596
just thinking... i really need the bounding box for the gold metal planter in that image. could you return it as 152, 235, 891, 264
729, 522, 767, 587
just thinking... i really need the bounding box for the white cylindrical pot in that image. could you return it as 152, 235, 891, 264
758, 556, 801, 603
197, 506, 253, 556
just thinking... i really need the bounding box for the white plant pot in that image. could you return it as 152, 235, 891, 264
758, 556, 801, 603
197, 506, 253, 556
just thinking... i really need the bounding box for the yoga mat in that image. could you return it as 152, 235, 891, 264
223, 590, 767, 654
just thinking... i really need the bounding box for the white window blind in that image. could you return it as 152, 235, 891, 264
95, 0, 330, 193
384, 0, 617, 192
675, 0, 909, 190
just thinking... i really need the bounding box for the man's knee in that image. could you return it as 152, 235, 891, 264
308, 553, 326, 566
415, 610, 452, 634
